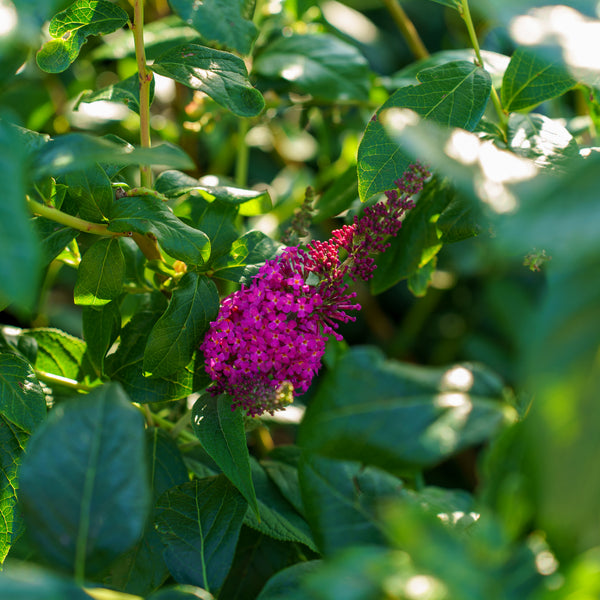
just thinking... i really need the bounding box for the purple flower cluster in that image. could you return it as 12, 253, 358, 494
200, 163, 429, 416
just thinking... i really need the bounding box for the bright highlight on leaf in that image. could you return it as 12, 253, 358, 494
36, 0, 129, 73
150, 44, 265, 117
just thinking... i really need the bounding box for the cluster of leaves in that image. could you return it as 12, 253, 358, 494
1, 0, 600, 598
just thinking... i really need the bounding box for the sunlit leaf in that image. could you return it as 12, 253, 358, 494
36, 0, 129, 73
150, 44, 265, 117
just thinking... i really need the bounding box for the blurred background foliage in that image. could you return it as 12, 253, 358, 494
1, 0, 600, 597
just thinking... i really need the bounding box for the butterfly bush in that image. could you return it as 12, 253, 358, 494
201, 164, 430, 416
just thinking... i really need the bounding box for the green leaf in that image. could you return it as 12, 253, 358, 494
65, 162, 113, 222
168, 0, 258, 55
0, 120, 42, 309
370, 178, 454, 294
109, 195, 211, 265
255, 561, 322, 600
298, 454, 403, 555
220, 526, 313, 600
74, 237, 125, 306
33, 134, 193, 179
424, 0, 460, 8
77, 73, 156, 115
299, 346, 516, 475
36, 0, 129, 73
501, 47, 578, 112
147, 585, 215, 600
143, 273, 218, 377
0, 562, 91, 599
150, 44, 265, 117
387, 49, 509, 94
313, 166, 358, 223
507, 112, 579, 167
105, 293, 194, 403
358, 61, 491, 201
19, 328, 89, 382
245, 459, 318, 553
211, 230, 281, 283
0, 353, 46, 434
90, 14, 203, 62
192, 395, 259, 518
261, 446, 304, 516
253, 33, 370, 101
111, 428, 189, 596
82, 301, 121, 375
155, 476, 248, 593
18, 383, 151, 575
33, 218, 78, 267
0, 417, 28, 564
155, 170, 272, 209
183, 198, 239, 261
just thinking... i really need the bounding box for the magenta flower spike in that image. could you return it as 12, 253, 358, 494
200, 163, 430, 416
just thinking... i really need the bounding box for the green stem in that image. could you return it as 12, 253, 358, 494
35, 370, 98, 392
27, 197, 124, 237
235, 118, 250, 188
382, 0, 429, 60
145, 409, 198, 444
131, 2, 153, 188
459, 0, 507, 128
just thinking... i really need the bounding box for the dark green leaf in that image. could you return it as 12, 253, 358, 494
77, 73, 156, 115
0, 562, 90, 599
65, 163, 113, 222
109, 195, 210, 265
82, 301, 121, 375
501, 47, 577, 112
19, 383, 151, 575
192, 395, 259, 518
33, 134, 193, 179
0, 353, 46, 434
151, 44, 265, 117
0, 120, 42, 309
299, 346, 516, 475
155, 476, 248, 594
245, 459, 318, 553
370, 179, 453, 294
253, 33, 370, 101
168, 0, 257, 55
407, 258, 437, 297
111, 428, 189, 596
255, 561, 322, 600
211, 230, 280, 283
299, 453, 403, 555
0, 417, 28, 563
33, 218, 78, 267
74, 237, 125, 306
358, 61, 491, 200
36, 0, 129, 73
105, 293, 194, 402
144, 272, 219, 377
262, 446, 304, 516
185, 198, 239, 261
220, 526, 312, 600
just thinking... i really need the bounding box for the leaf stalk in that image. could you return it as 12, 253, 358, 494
382, 0, 429, 60
131, 1, 153, 188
